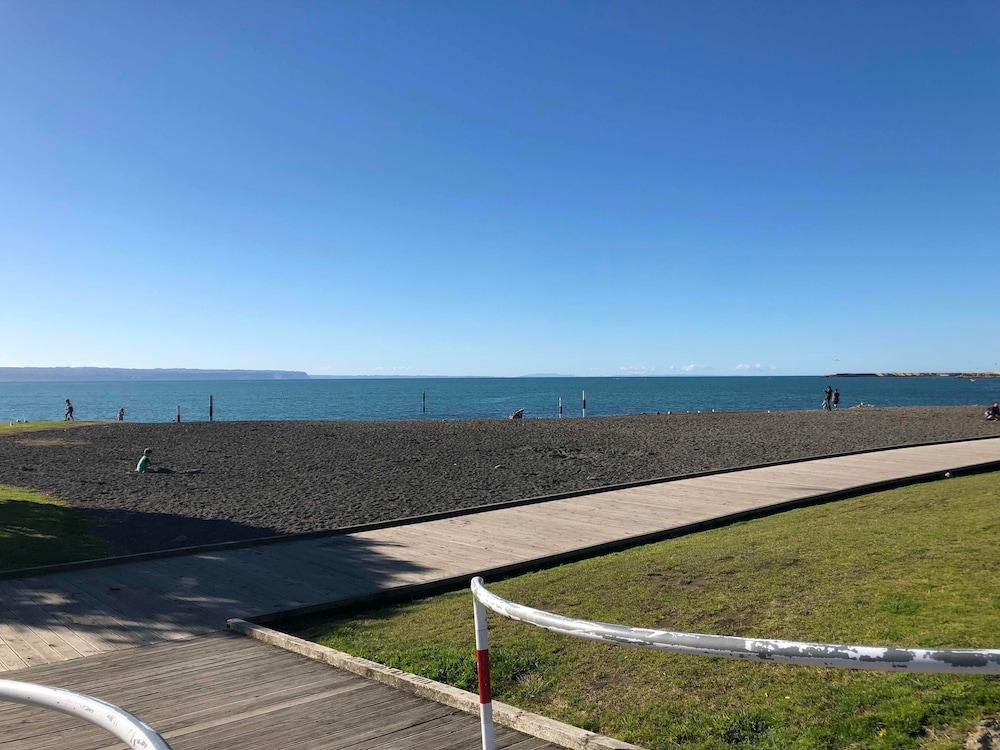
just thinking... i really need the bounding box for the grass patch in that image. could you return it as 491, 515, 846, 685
0, 420, 97, 436
295, 472, 1000, 749
0, 485, 108, 571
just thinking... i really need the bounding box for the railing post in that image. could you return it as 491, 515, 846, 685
472, 577, 496, 750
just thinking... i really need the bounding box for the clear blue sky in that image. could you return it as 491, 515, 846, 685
2, 1, 997, 376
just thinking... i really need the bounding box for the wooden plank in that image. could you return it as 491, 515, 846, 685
0, 637, 565, 750
0, 638, 27, 671
1, 579, 109, 659
374, 520, 583, 562
39, 570, 170, 649
0, 619, 62, 668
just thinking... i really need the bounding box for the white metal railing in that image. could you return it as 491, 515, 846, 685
470, 576, 1000, 750
0, 679, 172, 749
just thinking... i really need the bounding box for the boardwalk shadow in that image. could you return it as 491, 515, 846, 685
76, 504, 287, 557
0, 498, 289, 574
0, 512, 436, 665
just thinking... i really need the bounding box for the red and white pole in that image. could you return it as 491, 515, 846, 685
472, 582, 496, 750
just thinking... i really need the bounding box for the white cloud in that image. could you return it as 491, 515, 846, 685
619, 365, 655, 375
680, 363, 700, 373
735, 363, 773, 372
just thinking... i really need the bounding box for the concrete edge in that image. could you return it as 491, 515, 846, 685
226, 618, 646, 750
3, 432, 998, 581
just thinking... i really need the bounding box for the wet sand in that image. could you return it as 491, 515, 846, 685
1, 407, 996, 556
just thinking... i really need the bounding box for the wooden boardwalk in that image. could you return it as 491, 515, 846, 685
0, 632, 557, 749
1, 438, 999, 673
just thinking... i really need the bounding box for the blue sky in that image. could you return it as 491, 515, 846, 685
2, 1, 998, 376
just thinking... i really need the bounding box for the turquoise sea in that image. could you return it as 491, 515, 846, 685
1, 377, 997, 423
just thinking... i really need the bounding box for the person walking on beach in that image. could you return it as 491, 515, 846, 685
118, 407, 125, 422
822, 386, 832, 411
64, 399, 74, 420
832, 389, 840, 409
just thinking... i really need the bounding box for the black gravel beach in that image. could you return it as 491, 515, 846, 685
1, 407, 996, 556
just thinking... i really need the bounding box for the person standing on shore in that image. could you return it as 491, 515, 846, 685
64, 399, 74, 420
822, 386, 832, 411
118, 407, 125, 422
832, 389, 840, 409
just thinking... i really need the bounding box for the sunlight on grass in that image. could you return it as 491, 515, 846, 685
296, 472, 1000, 750
0, 421, 99, 436
0, 485, 108, 570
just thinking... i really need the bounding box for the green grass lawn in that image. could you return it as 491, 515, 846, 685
0, 420, 97, 436
295, 472, 1000, 750
0, 485, 108, 571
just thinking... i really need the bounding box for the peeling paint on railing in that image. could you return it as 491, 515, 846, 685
0, 679, 172, 749
471, 577, 1000, 674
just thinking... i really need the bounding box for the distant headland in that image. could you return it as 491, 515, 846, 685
828, 372, 1000, 378
0, 367, 310, 382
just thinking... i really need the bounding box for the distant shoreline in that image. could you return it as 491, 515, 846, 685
829, 372, 1000, 378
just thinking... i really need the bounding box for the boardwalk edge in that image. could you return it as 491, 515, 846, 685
242, 454, 1000, 629
227, 618, 647, 750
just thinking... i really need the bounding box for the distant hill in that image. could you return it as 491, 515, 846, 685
0, 367, 310, 382
309, 374, 484, 379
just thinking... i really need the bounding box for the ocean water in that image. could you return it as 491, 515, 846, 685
0, 377, 997, 423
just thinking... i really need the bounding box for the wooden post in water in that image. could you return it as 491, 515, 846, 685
558, 397, 563, 418
582, 390, 587, 418
422, 391, 427, 414
209, 394, 214, 422
176, 405, 181, 423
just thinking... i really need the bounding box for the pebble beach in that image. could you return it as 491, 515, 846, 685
1, 406, 996, 556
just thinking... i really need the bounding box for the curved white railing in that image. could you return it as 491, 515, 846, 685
0, 679, 172, 749
470, 576, 1000, 750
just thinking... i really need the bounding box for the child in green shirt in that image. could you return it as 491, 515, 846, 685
136, 448, 152, 473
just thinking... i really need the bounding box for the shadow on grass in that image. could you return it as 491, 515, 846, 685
0, 483, 291, 573
0, 499, 109, 570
